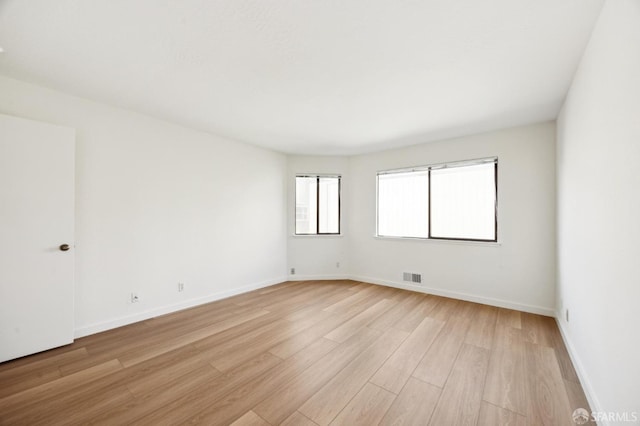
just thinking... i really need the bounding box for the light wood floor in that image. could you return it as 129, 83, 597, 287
0, 280, 590, 425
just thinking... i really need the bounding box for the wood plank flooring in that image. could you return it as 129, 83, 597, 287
0, 280, 589, 425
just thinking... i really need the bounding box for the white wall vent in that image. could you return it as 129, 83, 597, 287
403, 272, 422, 284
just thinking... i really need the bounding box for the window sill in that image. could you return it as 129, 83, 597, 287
292, 234, 344, 238
374, 235, 501, 247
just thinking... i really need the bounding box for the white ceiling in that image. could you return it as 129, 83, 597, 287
0, 0, 603, 155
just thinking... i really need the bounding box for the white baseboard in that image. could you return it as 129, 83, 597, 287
75, 272, 554, 335
554, 314, 605, 426
348, 274, 555, 317
74, 276, 287, 338
287, 274, 350, 281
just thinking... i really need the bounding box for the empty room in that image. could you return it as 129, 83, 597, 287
0, 0, 638, 425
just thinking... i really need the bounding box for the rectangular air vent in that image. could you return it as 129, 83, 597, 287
403, 272, 422, 284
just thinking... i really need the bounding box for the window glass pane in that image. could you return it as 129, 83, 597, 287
319, 177, 339, 233
295, 177, 317, 234
430, 163, 496, 240
377, 171, 429, 238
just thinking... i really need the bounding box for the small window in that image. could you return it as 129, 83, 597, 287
377, 158, 497, 242
296, 175, 341, 235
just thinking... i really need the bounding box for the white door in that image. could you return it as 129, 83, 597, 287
0, 113, 75, 363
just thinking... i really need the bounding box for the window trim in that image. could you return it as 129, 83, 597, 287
295, 174, 341, 236
376, 157, 498, 243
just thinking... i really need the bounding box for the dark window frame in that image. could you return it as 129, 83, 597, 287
377, 158, 498, 243
295, 175, 341, 236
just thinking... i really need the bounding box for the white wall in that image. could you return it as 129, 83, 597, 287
0, 75, 288, 337
287, 156, 349, 279
348, 122, 557, 315
556, 0, 640, 422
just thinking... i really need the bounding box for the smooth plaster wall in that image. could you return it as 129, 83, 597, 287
556, 0, 640, 421
346, 122, 557, 315
287, 122, 557, 315
0, 74, 288, 336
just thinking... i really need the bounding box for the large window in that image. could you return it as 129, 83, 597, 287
296, 175, 341, 235
377, 158, 497, 242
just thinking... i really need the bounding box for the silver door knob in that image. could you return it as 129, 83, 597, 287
59, 244, 70, 251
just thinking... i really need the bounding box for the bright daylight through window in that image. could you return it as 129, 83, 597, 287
295, 175, 341, 235
377, 158, 497, 242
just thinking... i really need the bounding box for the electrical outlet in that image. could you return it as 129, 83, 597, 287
178, 282, 185, 292
290, 268, 295, 275
336, 262, 340, 268
565, 308, 570, 322
130, 292, 139, 303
